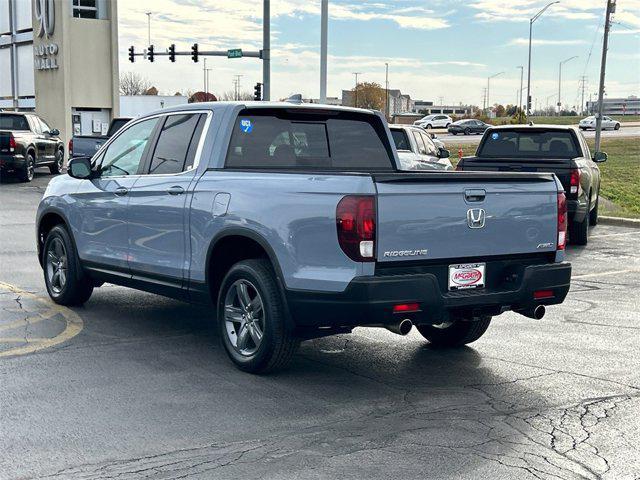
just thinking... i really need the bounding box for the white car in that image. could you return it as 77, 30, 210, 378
579, 115, 620, 131
413, 114, 452, 129
389, 125, 453, 171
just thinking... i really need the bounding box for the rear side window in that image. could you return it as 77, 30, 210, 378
225, 109, 394, 171
0, 115, 29, 130
390, 129, 410, 150
479, 130, 580, 158
148, 113, 203, 174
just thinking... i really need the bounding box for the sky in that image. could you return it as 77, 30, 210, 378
118, 0, 640, 109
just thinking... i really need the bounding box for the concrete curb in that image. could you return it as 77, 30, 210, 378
599, 216, 640, 228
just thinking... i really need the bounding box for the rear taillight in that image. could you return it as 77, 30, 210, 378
9, 135, 16, 152
68, 139, 73, 156
569, 168, 580, 195
336, 195, 376, 262
557, 192, 567, 250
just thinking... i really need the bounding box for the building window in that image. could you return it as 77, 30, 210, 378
72, 0, 98, 19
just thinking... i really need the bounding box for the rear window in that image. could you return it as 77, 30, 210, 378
0, 114, 29, 131
479, 129, 580, 158
225, 108, 394, 171
390, 129, 410, 150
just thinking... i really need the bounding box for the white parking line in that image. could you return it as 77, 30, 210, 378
590, 231, 640, 238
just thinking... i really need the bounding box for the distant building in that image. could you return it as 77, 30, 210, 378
412, 100, 434, 113
120, 95, 188, 119
303, 96, 341, 106
341, 89, 413, 115
414, 103, 473, 116
585, 96, 639, 115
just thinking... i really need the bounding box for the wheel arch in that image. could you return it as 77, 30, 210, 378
203, 228, 292, 325
37, 209, 71, 267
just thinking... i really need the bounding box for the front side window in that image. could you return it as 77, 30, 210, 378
100, 118, 158, 177
226, 109, 394, 171
412, 131, 427, 155
420, 132, 439, 156
148, 114, 203, 175
38, 117, 51, 133
29, 116, 43, 134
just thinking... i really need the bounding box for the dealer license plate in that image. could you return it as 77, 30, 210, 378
448, 263, 486, 291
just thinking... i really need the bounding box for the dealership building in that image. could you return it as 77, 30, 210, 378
1, 0, 120, 146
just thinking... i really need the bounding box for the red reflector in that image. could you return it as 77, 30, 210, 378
9, 135, 16, 150
393, 303, 420, 313
68, 138, 73, 156
534, 290, 554, 299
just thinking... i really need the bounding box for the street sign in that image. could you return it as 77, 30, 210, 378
227, 48, 243, 59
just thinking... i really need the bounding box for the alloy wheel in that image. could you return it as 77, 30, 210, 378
224, 279, 265, 356
46, 237, 67, 294
27, 157, 35, 181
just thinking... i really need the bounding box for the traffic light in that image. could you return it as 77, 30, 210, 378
147, 44, 154, 62
191, 43, 199, 62
254, 82, 262, 101
128, 46, 135, 63
168, 44, 176, 62
527, 95, 532, 112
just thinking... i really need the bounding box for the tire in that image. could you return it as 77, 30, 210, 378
589, 193, 599, 226
451, 132, 458, 136
426, 124, 433, 130
445, 123, 451, 128
20, 152, 35, 182
416, 316, 492, 348
43, 225, 94, 306
49, 149, 64, 174
218, 258, 299, 374
614, 123, 620, 131
464, 128, 471, 135
570, 211, 589, 246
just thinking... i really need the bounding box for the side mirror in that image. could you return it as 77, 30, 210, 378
593, 151, 607, 163
439, 148, 450, 159
48, 128, 60, 136
428, 133, 436, 139
68, 156, 93, 179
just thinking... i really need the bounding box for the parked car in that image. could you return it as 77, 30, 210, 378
457, 125, 604, 245
389, 125, 453, 170
413, 114, 452, 129
579, 115, 620, 131
0, 112, 64, 182
37, 102, 571, 373
69, 117, 132, 160
448, 119, 490, 136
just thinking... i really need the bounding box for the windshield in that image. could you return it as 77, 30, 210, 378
0, 114, 29, 131
390, 129, 411, 151
478, 129, 580, 159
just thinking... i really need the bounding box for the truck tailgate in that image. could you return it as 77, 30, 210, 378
374, 172, 559, 262
461, 157, 573, 194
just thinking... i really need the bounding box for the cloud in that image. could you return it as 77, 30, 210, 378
509, 38, 587, 46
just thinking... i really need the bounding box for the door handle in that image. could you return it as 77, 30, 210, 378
167, 185, 185, 195
114, 187, 128, 196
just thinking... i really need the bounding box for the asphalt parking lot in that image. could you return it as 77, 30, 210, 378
1, 171, 639, 480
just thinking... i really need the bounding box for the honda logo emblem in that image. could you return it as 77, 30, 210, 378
467, 208, 486, 229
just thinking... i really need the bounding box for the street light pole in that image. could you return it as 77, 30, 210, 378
320, 0, 328, 103
558, 56, 577, 115
385, 63, 389, 119
352, 72, 361, 107
487, 71, 504, 114
526, 1, 559, 119
262, 0, 270, 101
517, 66, 524, 116
145, 12, 152, 46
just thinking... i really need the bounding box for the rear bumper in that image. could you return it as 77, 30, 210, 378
286, 261, 571, 329
0, 154, 25, 171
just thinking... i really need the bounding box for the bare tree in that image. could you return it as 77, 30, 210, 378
220, 90, 255, 101
119, 72, 152, 96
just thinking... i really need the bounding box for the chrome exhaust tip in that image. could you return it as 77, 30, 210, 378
517, 305, 546, 320
385, 319, 413, 336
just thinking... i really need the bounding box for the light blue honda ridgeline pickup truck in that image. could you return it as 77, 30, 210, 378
36, 102, 571, 373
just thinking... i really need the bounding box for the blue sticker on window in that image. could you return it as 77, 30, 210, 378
240, 119, 253, 133
491, 132, 499, 140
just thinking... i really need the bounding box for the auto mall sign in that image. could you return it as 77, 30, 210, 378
34, 0, 59, 70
